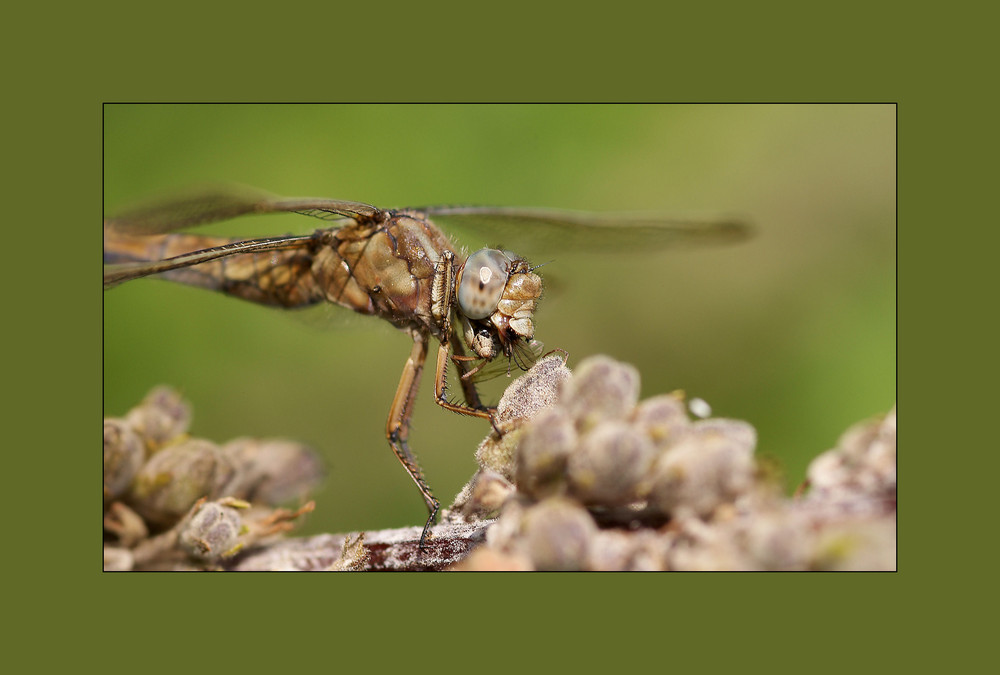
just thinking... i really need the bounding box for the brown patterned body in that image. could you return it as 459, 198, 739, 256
104, 212, 459, 339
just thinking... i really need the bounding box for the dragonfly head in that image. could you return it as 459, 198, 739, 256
457, 248, 542, 360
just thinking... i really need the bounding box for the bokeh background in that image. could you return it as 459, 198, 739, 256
103, 104, 895, 536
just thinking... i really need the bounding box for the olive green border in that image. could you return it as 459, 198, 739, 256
13, 1, 949, 670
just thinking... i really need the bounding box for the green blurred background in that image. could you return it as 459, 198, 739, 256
103, 104, 895, 536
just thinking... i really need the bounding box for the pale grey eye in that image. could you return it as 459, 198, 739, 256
457, 248, 510, 320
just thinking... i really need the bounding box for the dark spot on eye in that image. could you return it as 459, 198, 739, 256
479, 282, 485, 290
372, 285, 381, 293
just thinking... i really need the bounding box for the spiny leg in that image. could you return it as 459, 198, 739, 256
386, 331, 439, 551
433, 339, 494, 420
447, 331, 493, 413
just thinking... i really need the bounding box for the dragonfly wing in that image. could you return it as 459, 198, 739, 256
421, 205, 751, 257
466, 338, 547, 384
105, 184, 381, 235
103, 234, 315, 288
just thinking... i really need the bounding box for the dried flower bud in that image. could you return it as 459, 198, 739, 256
869, 407, 897, 488
805, 453, 849, 495
467, 470, 515, 516
648, 419, 757, 518
104, 418, 145, 500
519, 497, 597, 571
493, 353, 571, 426
515, 407, 577, 499
125, 386, 192, 447
587, 529, 669, 571
474, 354, 572, 481
475, 426, 524, 480
559, 356, 640, 430
567, 420, 656, 505
805, 407, 896, 505
631, 393, 690, 448
812, 519, 897, 571
221, 438, 325, 505
128, 438, 237, 527
178, 499, 247, 560
447, 469, 515, 521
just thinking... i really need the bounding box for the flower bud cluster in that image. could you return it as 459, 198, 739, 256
104, 387, 323, 570
103, 386, 191, 503
450, 355, 895, 571
472, 355, 757, 518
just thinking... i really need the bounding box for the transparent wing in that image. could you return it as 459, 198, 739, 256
103, 234, 315, 289
466, 338, 546, 384
420, 205, 751, 256
104, 183, 381, 235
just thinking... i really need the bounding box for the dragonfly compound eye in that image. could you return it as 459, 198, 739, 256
457, 248, 511, 320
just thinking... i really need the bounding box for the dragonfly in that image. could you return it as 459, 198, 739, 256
104, 184, 749, 550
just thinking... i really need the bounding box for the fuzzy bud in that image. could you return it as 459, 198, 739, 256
648, 419, 757, 518
125, 386, 192, 447
631, 393, 690, 448
179, 500, 247, 560
515, 407, 577, 499
566, 420, 657, 505
520, 497, 598, 571
221, 438, 325, 505
128, 439, 237, 527
104, 418, 145, 500
559, 356, 640, 430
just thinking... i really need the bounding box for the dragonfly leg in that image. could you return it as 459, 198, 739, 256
386, 331, 439, 551
433, 339, 494, 420
447, 331, 494, 413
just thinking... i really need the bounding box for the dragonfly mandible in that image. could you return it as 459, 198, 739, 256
104, 184, 749, 550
